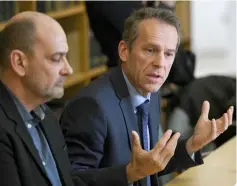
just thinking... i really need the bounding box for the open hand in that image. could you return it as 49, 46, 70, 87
186, 100, 234, 153
126, 129, 180, 182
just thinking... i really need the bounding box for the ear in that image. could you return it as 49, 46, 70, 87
118, 40, 129, 63
9, 50, 29, 77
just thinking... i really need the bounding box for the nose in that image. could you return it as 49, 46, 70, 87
153, 52, 165, 67
61, 58, 73, 76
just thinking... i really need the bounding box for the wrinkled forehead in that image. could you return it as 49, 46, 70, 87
137, 19, 178, 48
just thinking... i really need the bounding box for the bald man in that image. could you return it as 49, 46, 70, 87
0, 11, 131, 186
0, 11, 194, 186
0, 11, 75, 186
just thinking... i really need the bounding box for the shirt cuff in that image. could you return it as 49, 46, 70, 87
189, 152, 196, 161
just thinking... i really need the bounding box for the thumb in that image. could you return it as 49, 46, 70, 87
131, 131, 142, 152
200, 100, 210, 120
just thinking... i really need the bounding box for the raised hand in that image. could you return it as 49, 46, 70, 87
186, 100, 234, 153
126, 129, 180, 183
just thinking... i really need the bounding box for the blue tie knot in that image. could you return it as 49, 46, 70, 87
137, 100, 149, 116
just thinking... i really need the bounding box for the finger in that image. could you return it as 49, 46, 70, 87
131, 131, 143, 152
218, 113, 229, 132
222, 113, 229, 131
200, 100, 210, 120
211, 118, 217, 140
227, 106, 234, 126
160, 132, 181, 161
216, 113, 225, 133
153, 129, 173, 152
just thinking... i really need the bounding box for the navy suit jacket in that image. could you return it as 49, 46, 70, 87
60, 67, 203, 186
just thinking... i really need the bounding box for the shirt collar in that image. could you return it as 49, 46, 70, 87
3, 82, 45, 123
122, 71, 151, 112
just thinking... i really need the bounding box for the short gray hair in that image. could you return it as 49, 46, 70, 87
0, 19, 36, 70
122, 7, 181, 50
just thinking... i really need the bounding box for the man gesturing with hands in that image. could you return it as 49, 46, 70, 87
60, 8, 234, 186
126, 101, 233, 183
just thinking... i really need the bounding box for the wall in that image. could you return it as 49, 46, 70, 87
190, 0, 236, 78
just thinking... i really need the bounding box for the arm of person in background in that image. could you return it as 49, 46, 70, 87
86, 1, 142, 34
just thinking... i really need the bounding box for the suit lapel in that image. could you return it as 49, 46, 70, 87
0, 81, 48, 178
149, 93, 160, 148
120, 97, 138, 149
110, 67, 138, 149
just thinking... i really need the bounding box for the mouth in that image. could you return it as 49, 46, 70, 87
146, 73, 163, 83
56, 79, 65, 87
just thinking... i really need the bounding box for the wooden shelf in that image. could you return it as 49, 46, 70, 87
0, 5, 86, 30
47, 5, 85, 20
1, 1, 98, 90
64, 65, 108, 88
0, 22, 6, 30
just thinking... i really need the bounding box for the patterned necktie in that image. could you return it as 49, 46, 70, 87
137, 100, 151, 186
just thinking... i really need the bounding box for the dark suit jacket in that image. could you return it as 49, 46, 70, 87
60, 67, 203, 186
0, 80, 128, 186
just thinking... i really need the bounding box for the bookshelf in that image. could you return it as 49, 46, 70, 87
0, 1, 191, 88
0, 1, 108, 90
47, 4, 85, 19
0, 22, 5, 30
175, 1, 191, 49
64, 65, 107, 88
